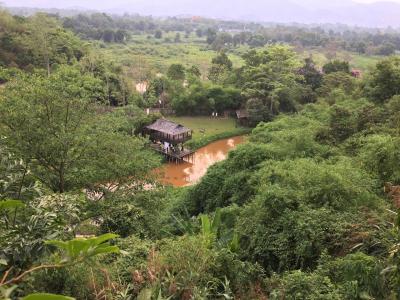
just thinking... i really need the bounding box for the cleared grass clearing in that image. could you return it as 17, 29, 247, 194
168, 116, 250, 149
301, 49, 381, 72
169, 116, 238, 140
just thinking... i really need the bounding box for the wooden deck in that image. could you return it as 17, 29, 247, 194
150, 144, 195, 163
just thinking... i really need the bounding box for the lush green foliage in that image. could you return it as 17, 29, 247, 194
0, 66, 159, 193
2, 7, 400, 300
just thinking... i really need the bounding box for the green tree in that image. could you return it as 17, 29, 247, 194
208, 52, 233, 84
299, 57, 323, 90
0, 66, 159, 192
102, 29, 115, 43
174, 32, 181, 43
154, 30, 162, 39
22, 14, 83, 76
167, 63, 186, 81
365, 56, 400, 103
378, 42, 396, 56
241, 45, 302, 115
187, 65, 201, 78
317, 72, 355, 97
322, 60, 350, 74
270, 271, 341, 300
246, 98, 271, 127
206, 28, 217, 44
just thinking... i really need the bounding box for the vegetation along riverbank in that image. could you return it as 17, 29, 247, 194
1, 5, 400, 299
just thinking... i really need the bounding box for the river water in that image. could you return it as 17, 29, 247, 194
157, 136, 245, 187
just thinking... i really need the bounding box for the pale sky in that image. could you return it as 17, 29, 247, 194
355, 0, 400, 1
3, 0, 400, 28
4, 0, 400, 8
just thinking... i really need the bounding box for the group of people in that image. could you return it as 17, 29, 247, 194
158, 141, 184, 154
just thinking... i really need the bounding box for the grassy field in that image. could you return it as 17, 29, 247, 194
99, 38, 381, 85
168, 116, 250, 149
170, 116, 238, 139
301, 49, 381, 71
98, 32, 243, 81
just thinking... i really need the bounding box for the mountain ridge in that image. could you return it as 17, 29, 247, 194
3, 0, 400, 27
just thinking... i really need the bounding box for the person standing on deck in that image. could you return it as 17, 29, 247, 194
164, 141, 170, 153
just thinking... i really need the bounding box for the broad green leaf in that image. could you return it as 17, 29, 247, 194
229, 232, 240, 253
0, 285, 17, 298
137, 289, 152, 300
0, 200, 24, 211
45, 240, 68, 249
90, 233, 119, 245
200, 215, 211, 236
211, 208, 222, 235
22, 293, 75, 300
91, 245, 120, 256
45, 234, 119, 263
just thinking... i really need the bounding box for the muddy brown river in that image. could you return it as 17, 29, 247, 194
157, 136, 245, 187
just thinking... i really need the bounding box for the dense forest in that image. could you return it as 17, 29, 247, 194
59, 13, 400, 55
1, 7, 400, 300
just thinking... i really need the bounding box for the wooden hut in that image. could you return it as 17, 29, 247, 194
144, 119, 194, 163
236, 109, 249, 126
144, 119, 192, 144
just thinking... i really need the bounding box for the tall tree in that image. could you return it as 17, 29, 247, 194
241, 45, 302, 115
25, 14, 61, 76
208, 52, 233, 84
299, 57, 323, 90
322, 60, 350, 74
0, 66, 159, 193
167, 64, 186, 81
365, 56, 400, 103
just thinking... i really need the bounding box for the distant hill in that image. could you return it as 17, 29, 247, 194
3, 0, 400, 27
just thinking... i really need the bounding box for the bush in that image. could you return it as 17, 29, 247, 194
237, 202, 354, 271
184, 142, 270, 214
356, 134, 400, 184
318, 252, 388, 299
254, 158, 381, 210
269, 270, 341, 300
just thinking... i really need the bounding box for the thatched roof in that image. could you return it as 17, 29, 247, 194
236, 109, 249, 119
146, 119, 192, 135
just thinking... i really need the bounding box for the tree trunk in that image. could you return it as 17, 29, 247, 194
59, 163, 65, 193
46, 58, 51, 77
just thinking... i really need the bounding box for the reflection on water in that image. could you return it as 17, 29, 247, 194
158, 136, 245, 187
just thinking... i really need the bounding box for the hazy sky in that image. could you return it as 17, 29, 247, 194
4, 0, 400, 27
3, 0, 400, 9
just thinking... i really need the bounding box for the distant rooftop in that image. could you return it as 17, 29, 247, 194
236, 109, 249, 119
145, 119, 192, 135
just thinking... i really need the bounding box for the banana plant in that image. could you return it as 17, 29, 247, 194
0, 199, 24, 226
0, 234, 120, 300
46, 233, 120, 264
200, 208, 221, 246
199, 209, 240, 252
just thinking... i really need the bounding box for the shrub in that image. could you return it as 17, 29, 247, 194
269, 270, 341, 300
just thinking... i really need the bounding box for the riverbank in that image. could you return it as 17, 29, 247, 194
159, 136, 245, 186
169, 116, 251, 150
185, 128, 251, 150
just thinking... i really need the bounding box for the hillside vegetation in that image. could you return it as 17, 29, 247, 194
1, 8, 400, 300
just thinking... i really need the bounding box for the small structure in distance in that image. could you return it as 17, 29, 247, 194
236, 109, 249, 126
143, 119, 195, 163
